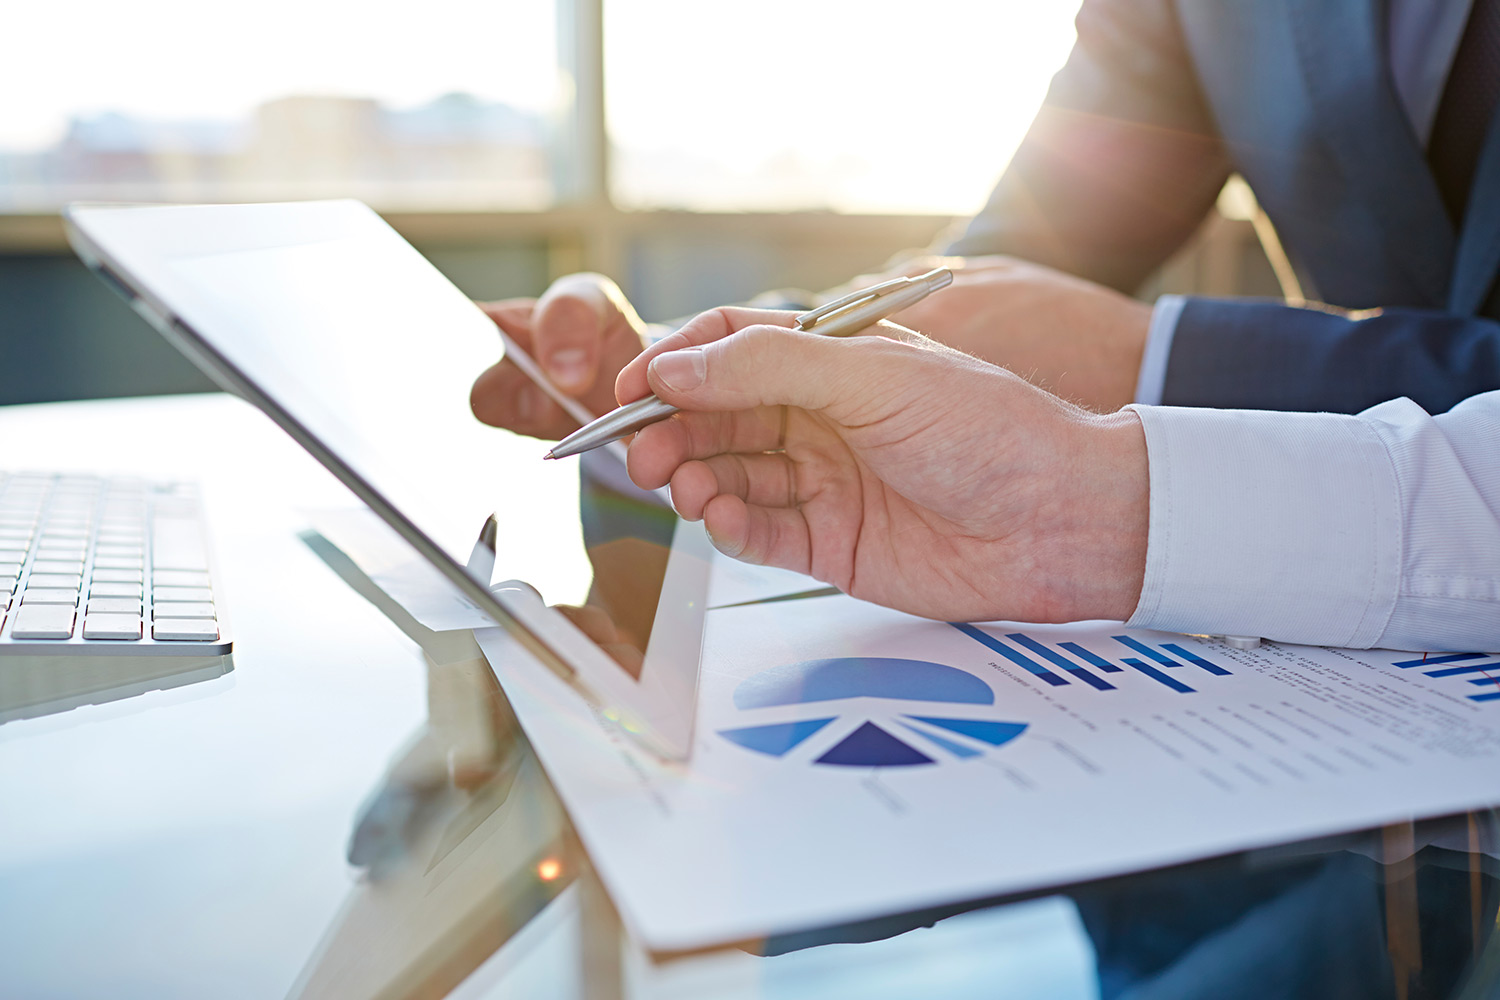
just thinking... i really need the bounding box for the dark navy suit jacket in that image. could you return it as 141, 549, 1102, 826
948, 0, 1500, 415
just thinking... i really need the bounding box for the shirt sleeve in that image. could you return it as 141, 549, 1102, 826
1124, 391, 1500, 650
1133, 294, 1185, 405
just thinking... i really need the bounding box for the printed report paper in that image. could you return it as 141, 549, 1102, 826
475, 569, 1500, 953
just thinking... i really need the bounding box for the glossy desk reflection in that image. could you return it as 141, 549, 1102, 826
2, 395, 1499, 1000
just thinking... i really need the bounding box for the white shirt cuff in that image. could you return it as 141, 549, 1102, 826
1124, 404, 1403, 647
1133, 295, 1185, 405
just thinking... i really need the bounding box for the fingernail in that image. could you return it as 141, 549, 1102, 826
546, 348, 590, 389
650, 349, 706, 392
705, 521, 746, 558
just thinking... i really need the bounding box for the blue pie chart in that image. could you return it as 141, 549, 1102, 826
718, 657, 1027, 767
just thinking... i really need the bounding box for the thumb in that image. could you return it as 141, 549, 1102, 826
646, 325, 898, 419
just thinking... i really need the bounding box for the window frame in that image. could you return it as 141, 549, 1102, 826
0, 0, 959, 272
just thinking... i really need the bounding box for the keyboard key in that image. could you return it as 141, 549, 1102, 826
93, 568, 143, 584
154, 586, 213, 604
0, 562, 21, 579
152, 601, 213, 619
94, 556, 142, 571
88, 597, 142, 615
28, 573, 81, 590
32, 559, 83, 575
153, 569, 210, 588
21, 589, 79, 605
89, 582, 142, 599
0, 547, 27, 562
95, 544, 143, 559
83, 614, 143, 640
10, 604, 75, 639
36, 546, 87, 561
152, 618, 219, 641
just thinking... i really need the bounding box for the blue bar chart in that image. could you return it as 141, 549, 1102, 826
1390, 652, 1500, 703
1059, 642, 1122, 673
1121, 657, 1195, 694
1392, 652, 1489, 668
950, 624, 1068, 687
1160, 643, 1234, 676
1006, 633, 1115, 690
949, 626, 1234, 695
1112, 635, 1178, 666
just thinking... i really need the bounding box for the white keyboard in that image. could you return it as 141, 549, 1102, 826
0, 472, 231, 655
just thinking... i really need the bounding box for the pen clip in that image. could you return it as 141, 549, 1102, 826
794, 269, 948, 332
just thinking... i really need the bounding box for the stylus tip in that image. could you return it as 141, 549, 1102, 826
542, 450, 556, 460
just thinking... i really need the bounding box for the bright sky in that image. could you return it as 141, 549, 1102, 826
2, 0, 1080, 215
0, 0, 561, 148
607, 0, 1081, 213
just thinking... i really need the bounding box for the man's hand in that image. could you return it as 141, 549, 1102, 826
619, 311, 1151, 624
844, 255, 1153, 412
470, 273, 649, 441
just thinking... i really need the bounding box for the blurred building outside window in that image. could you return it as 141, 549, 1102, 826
1, 0, 563, 212
1, 0, 1080, 219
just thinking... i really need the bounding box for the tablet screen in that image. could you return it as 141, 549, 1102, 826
69, 201, 705, 754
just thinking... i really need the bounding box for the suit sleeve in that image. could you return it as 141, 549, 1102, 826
946, 0, 1232, 293
1162, 299, 1500, 415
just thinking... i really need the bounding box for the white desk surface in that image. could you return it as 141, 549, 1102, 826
0, 393, 433, 996
0, 393, 1096, 1000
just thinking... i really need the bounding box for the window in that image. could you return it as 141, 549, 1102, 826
1, 0, 1081, 218
605, 0, 1081, 215
0, 0, 562, 210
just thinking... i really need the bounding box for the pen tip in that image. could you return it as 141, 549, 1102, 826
542, 450, 555, 461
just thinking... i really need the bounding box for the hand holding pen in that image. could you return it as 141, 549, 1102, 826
545, 268, 954, 460
610, 273, 1150, 625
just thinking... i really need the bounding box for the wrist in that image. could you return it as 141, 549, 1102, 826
1094, 297, 1154, 411
1036, 409, 1149, 621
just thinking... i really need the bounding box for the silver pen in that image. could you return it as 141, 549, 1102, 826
544, 267, 955, 460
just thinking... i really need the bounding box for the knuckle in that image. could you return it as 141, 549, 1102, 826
737, 324, 791, 365
708, 306, 745, 340
725, 455, 751, 495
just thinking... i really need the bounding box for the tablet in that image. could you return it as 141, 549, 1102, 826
64, 200, 710, 759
